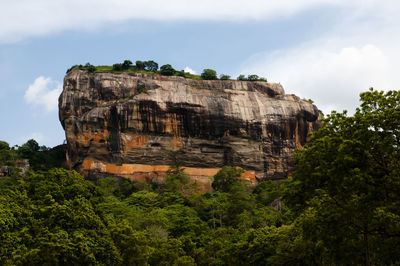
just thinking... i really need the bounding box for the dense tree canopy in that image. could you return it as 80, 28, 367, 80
143, 60, 158, 72
201, 69, 217, 80
159, 64, 176, 76
0, 88, 399, 265
284, 88, 400, 265
122, 60, 132, 70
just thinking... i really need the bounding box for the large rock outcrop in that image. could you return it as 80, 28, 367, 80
59, 70, 320, 191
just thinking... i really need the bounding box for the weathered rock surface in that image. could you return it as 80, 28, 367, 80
59, 70, 320, 191
0, 159, 30, 177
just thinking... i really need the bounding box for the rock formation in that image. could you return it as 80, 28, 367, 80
59, 70, 320, 191
0, 159, 30, 177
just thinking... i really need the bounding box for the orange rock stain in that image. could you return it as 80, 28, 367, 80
121, 134, 148, 150
240, 170, 256, 182
82, 159, 257, 192
165, 114, 182, 147
77, 130, 109, 147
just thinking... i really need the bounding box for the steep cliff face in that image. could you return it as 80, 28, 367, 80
59, 70, 320, 191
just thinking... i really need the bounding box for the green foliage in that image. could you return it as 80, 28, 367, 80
237, 74, 267, 82
237, 74, 248, 81
201, 69, 217, 80
67, 61, 246, 82
130, 82, 149, 99
144, 60, 158, 72
248, 74, 267, 81
85, 62, 96, 73
159, 64, 176, 76
0, 140, 16, 167
2, 88, 399, 264
0, 140, 10, 151
112, 63, 123, 71
66, 65, 77, 73
253, 180, 282, 206
212, 166, 244, 192
164, 162, 197, 194
26, 139, 40, 151
66, 63, 97, 73
190, 82, 209, 90
219, 74, 231, 80
176, 70, 186, 77
14, 139, 65, 171
122, 60, 132, 70
0, 162, 291, 264
110, 221, 153, 265
303, 98, 314, 104
135, 60, 145, 70
247, 74, 260, 81
0, 169, 121, 265
284, 88, 400, 265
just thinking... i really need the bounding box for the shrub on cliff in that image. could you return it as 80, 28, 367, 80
122, 60, 133, 70
219, 74, 231, 80
237, 74, 247, 81
0, 140, 17, 168
112, 63, 123, 71
237, 74, 267, 82
144, 60, 159, 72
247, 74, 260, 81
212, 166, 245, 193
84, 63, 96, 73
66, 65, 78, 73
160, 64, 176, 76
201, 69, 217, 80
135, 60, 145, 70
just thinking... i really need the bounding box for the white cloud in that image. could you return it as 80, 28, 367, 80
24, 76, 62, 112
0, 0, 378, 43
240, 1, 400, 114
19, 132, 45, 145
241, 43, 397, 113
184, 66, 196, 74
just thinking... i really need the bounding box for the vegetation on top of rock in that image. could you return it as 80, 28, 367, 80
200, 69, 217, 80
85, 62, 96, 73
144, 60, 158, 72
122, 60, 133, 70
66, 60, 268, 82
159, 64, 176, 76
0, 139, 65, 171
219, 74, 231, 80
237, 74, 267, 82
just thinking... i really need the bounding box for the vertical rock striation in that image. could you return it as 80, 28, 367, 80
59, 70, 320, 191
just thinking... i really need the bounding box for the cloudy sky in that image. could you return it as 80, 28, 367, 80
1, 0, 399, 147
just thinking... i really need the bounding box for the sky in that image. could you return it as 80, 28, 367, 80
1, 0, 399, 147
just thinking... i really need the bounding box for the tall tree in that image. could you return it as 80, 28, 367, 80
143, 60, 158, 72
284, 88, 400, 265
201, 69, 217, 80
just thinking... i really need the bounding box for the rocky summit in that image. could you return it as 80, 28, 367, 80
59, 70, 320, 191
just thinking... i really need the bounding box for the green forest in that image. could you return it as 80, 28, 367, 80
0, 88, 399, 265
